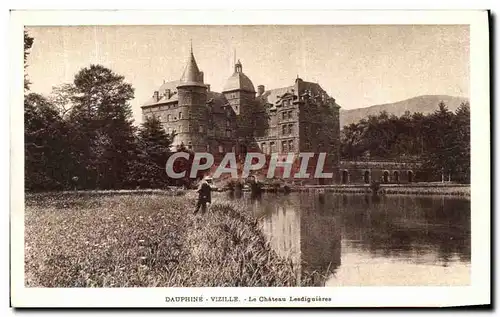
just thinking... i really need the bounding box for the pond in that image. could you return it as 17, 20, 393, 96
226, 192, 470, 286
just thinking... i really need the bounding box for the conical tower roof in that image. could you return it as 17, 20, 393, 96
178, 43, 205, 87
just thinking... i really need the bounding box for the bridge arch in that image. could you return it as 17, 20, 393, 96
393, 171, 400, 183
408, 170, 414, 183
341, 170, 349, 184
383, 170, 390, 183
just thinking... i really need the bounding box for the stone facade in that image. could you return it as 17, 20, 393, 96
141, 47, 341, 181
339, 160, 424, 184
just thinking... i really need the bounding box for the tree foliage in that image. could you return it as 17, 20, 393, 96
23, 33, 178, 191
24, 30, 34, 91
340, 101, 471, 183
25, 93, 75, 190
129, 116, 175, 188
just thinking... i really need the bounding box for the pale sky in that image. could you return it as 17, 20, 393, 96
25, 25, 469, 124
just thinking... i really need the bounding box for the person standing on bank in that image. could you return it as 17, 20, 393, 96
194, 176, 212, 214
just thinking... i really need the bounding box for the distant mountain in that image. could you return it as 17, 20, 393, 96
339, 95, 469, 128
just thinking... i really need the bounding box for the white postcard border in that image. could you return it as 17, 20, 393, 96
10, 9, 490, 308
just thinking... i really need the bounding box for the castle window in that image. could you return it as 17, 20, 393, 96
199, 126, 204, 133
206, 144, 210, 152
188, 141, 192, 150
281, 141, 288, 153
226, 119, 230, 127
282, 125, 287, 135
288, 124, 294, 135
288, 140, 294, 151
167, 114, 171, 122
225, 130, 232, 138
219, 145, 224, 153
167, 127, 172, 133
270, 142, 276, 153
282, 112, 286, 120
288, 111, 293, 119
157, 115, 162, 122
179, 112, 182, 119
235, 105, 239, 112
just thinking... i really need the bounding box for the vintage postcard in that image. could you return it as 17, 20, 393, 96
10, 10, 490, 308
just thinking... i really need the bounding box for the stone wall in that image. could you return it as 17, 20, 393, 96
339, 160, 424, 184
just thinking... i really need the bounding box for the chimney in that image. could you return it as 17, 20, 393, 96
206, 84, 211, 92
199, 71, 204, 83
153, 91, 159, 102
165, 89, 171, 99
257, 85, 265, 96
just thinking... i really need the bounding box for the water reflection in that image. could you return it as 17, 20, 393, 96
229, 192, 471, 286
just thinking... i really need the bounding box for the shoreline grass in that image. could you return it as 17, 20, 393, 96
24, 192, 325, 287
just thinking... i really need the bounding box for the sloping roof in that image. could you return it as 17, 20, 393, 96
257, 85, 294, 108
222, 60, 255, 93
297, 80, 325, 96
158, 80, 181, 94
207, 91, 231, 114
223, 71, 255, 93
179, 50, 204, 87
142, 80, 181, 108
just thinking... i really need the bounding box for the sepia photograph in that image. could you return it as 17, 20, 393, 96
10, 10, 490, 308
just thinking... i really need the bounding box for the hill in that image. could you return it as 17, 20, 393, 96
339, 95, 469, 128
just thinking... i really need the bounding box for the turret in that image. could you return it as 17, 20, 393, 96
176, 44, 208, 151
222, 60, 255, 142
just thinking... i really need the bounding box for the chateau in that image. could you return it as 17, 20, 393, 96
141, 46, 341, 182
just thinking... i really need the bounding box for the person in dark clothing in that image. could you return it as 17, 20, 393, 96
194, 177, 212, 214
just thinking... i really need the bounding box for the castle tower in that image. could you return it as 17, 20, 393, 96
222, 60, 256, 145
176, 44, 208, 151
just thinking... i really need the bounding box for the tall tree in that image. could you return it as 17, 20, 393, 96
49, 83, 77, 119
25, 93, 74, 190
454, 102, 471, 182
68, 64, 136, 189
340, 121, 366, 160
422, 102, 458, 180
24, 30, 34, 91
129, 116, 174, 188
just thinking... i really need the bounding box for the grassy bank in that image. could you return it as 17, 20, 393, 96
25, 192, 321, 287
